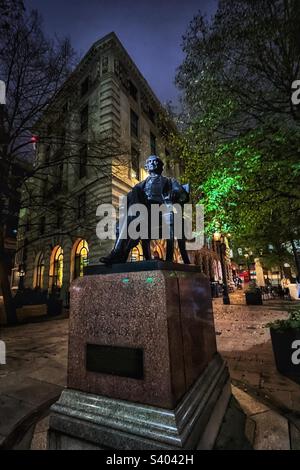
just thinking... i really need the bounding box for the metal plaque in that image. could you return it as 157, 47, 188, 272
86, 343, 144, 379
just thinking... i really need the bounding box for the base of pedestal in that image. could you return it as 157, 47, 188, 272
48, 354, 231, 450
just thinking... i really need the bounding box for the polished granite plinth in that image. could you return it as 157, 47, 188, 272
67, 262, 217, 409
49, 262, 231, 450
49, 354, 231, 450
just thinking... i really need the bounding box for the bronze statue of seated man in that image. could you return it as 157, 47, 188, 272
100, 155, 190, 265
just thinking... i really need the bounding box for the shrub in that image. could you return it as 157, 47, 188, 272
266, 310, 300, 331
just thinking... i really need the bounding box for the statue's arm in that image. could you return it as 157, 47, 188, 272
170, 178, 189, 203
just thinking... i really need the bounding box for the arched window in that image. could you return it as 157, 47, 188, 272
49, 246, 63, 289
130, 244, 143, 262
33, 252, 44, 288
152, 241, 164, 260
73, 239, 89, 279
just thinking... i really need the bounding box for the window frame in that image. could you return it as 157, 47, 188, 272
130, 109, 139, 138
80, 104, 89, 133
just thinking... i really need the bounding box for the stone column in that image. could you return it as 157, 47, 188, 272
255, 258, 265, 287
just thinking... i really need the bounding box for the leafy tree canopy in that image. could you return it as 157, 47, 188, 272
175, 0, 300, 274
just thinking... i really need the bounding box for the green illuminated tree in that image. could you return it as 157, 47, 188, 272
176, 0, 300, 277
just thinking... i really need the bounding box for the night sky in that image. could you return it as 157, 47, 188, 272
25, 0, 217, 105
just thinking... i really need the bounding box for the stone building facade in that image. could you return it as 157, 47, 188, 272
13, 32, 230, 304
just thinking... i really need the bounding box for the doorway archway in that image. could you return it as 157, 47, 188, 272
71, 239, 89, 279
33, 252, 45, 288
49, 245, 63, 290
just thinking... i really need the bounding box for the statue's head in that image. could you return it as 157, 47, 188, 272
144, 155, 164, 175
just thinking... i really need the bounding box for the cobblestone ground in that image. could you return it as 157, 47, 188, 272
214, 291, 300, 415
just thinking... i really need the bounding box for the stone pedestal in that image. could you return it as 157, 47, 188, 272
48, 261, 231, 450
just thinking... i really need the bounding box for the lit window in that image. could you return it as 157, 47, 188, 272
49, 246, 63, 289
130, 245, 143, 262
74, 239, 89, 279
34, 252, 45, 289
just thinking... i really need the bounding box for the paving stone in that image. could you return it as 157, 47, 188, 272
261, 390, 293, 410
30, 416, 50, 450
260, 374, 300, 392
33, 415, 50, 433
0, 395, 33, 436
215, 297, 300, 420
30, 429, 48, 450
0, 374, 62, 406
230, 370, 261, 387
214, 396, 252, 450
27, 365, 66, 387
290, 392, 300, 412
12, 424, 35, 450
232, 385, 269, 415
245, 417, 256, 445
252, 410, 290, 450
290, 423, 300, 450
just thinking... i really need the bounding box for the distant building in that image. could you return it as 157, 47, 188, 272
13, 32, 229, 305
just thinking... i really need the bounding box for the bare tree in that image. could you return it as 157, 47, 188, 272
0, 2, 79, 323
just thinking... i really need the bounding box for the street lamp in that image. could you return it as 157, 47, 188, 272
18, 264, 26, 290
214, 232, 230, 305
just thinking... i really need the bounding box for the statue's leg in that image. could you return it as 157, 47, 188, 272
99, 188, 146, 265
164, 208, 175, 262
99, 239, 129, 264
166, 239, 174, 262
166, 215, 174, 262
141, 239, 151, 260
100, 231, 138, 265
178, 238, 190, 264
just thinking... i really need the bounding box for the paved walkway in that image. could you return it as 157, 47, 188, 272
0, 317, 68, 448
214, 291, 300, 450
0, 292, 299, 449
214, 292, 300, 414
